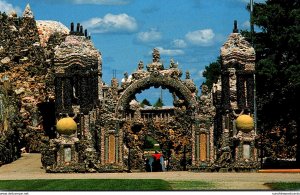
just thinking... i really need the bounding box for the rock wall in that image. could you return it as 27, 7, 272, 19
0, 80, 22, 166
0, 5, 69, 165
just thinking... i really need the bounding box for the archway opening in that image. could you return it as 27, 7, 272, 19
135, 87, 174, 107
119, 74, 196, 172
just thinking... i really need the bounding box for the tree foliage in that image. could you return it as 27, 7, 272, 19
243, 0, 300, 162
153, 97, 164, 108
202, 56, 222, 90
140, 98, 152, 107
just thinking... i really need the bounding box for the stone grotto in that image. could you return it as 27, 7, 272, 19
0, 4, 259, 172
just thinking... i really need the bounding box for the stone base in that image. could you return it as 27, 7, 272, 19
46, 164, 127, 173
190, 164, 259, 173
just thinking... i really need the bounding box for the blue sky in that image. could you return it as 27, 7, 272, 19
1, 0, 260, 105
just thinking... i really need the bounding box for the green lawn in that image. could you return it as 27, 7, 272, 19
168, 180, 215, 190
0, 179, 172, 191
265, 182, 300, 190
0, 179, 216, 191
1, 179, 298, 191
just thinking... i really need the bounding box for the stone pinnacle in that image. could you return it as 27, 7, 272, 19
23, 4, 34, 18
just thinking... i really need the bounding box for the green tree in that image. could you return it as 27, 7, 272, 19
202, 56, 222, 90
153, 97, 164, 108
140, 98, 152, 107
242, 0, 300, 165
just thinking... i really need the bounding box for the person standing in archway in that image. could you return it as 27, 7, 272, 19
152, 151, 163, 171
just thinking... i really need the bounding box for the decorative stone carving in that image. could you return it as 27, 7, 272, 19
212, 24, 258, 171
147, 49, 164, 72
221, 31, 255, 70
22, 4, 34, 18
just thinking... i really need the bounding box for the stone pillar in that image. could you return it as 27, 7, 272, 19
195, 132, 199, 164
192, 124, 197, 165
105, 135, 109, 163
100, 127, 105, 165
228, 68, 237, 109
76, 23, 80, 32
70, 22, 74, 32
80, 113, 84, 138
84, 114, 90, 140
118, 127, 123, 166
98, 55, 103, 101
209, 125, 214, 162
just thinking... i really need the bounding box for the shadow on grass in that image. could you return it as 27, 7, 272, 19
265, 182, 300, 190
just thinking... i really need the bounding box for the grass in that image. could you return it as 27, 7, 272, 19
4, 179, 299, 191
0, 179, 172, 191
265, 182, 300, 190
0, 179, 216, 191
168, 180, 215, 190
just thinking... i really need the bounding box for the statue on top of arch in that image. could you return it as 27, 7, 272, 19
147, 48, 164, 72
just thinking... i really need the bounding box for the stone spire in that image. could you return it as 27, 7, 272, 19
233, 20, 239, 33
8, 10, 17, 18
221, 31, 255, 69
147, 48, 164, 71
152, 48, 160, 63
23, 4, 34, 18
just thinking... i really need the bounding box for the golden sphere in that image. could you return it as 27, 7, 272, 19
236, 115, 254, 132
56, 117, 77, 135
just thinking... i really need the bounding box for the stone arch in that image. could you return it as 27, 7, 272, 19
115, 71, 198, 115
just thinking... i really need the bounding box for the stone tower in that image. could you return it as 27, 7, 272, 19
213, 21, 258, 170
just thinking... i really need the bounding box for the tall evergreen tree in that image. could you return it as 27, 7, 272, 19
243, 0, 299, 165
202, 56, 222, 90
153, 97, 164, 108
140, 98, 152, 107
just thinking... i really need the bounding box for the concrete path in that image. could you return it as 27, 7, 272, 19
1, 153, 300, 190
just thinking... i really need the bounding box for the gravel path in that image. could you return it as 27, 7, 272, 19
1, 153, 300, 190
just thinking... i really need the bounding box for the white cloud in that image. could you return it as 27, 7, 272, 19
0, 0, 21, 15
242, 20, 250, 28
70, 0, 131, 5
171, 39, 187, 48
198, 70, 204, 78
150, 47, 184, 56
82, 13, 137, 33
137, 28, 162, 43
185, 29, 215, 46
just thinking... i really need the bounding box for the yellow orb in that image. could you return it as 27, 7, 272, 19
236, 115, 254, 132
56, 117, 77, 135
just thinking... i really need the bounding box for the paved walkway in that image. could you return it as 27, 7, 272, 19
1, 153, 300, 190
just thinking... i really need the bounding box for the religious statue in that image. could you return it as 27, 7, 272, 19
138, 61, 144, 70
152, 48, 160, 63
124, 72, 128, 80
170, 58, 178, 68
185, 71, 190, 79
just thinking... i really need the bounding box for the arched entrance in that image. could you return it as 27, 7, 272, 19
115, 71, 197, 114
114, 49, 198, 171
